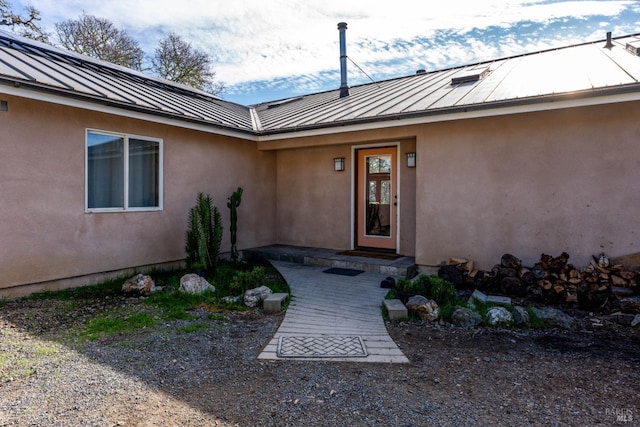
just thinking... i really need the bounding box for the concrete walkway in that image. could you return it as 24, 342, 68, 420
258, 261, 409, 363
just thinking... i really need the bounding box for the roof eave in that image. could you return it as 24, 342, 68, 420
0, 79, 259, 140
4, 75, 640, 143
255, 84, 640, 142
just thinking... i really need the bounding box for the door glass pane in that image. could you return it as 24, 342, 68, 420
368, 181, 377, 202
87, 132, 124, 208
365, 155, 391, 236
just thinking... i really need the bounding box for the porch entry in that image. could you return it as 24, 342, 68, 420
355, 147, 397, 251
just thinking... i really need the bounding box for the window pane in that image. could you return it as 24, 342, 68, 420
379, 158, 391, 173
87, 132, 123, 208
381, 180, 391, 204
368, 181, 377, 202
128, 138, 159, 208
368, 158, 379, 173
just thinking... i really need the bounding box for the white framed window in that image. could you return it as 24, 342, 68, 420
86, 129, 163, 212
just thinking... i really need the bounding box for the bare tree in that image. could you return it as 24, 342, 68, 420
151, 32, 223, 94
0, 0, 49, 42
55, 13, 143, 70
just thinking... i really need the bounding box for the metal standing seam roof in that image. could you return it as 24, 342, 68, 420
253, 33, 640, 134
0, 30, 255, 133
2, 30, 640, 137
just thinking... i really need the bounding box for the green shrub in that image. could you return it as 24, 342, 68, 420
426, 276, 457, 307
395, 274, 456, 307
228, 266, 266, 294
438, 302, 458, 320
395, 277, 426, 294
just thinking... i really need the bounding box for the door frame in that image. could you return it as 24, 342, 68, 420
351, 142, 401, 252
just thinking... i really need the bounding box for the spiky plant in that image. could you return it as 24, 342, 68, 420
227, 187, 243, 261
185, 192, 222, 274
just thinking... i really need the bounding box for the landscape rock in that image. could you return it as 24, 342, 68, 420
244, 285, 273, 307
530, 307, 576, 329
406, 295, 440, 321
486, 306, 513, 326
632, 314, 640, 328
122, 274, 156, 296
451, 307, 483, 328
179, 274, 215, 294
512, 306, 530, 326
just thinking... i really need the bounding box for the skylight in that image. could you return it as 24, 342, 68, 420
625, 40, 640, 56
451, 65, 490, 85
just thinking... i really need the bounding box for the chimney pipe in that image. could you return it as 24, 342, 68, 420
604, 31, 613, 49
338, 22, 349, 98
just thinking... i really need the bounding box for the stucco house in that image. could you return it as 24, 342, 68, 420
2, 26, 640, 298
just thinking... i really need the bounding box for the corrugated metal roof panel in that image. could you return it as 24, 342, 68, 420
0, 31, 254, 132
3, 30, 640, 137
254, 34, 640, 132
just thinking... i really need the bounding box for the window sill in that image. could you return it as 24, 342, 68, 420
85, 207, 163, 213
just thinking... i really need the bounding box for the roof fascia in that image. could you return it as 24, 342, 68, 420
0, 84, 259, 141
5, 80, 640, 145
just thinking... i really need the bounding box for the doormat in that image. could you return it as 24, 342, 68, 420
338, 250, 402, 260
277, 336, 368, 358
323, 267, 364, 276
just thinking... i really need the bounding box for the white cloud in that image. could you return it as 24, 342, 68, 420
5, 0, 638, 102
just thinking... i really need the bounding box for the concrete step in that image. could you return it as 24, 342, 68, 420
244, 244, 416, 278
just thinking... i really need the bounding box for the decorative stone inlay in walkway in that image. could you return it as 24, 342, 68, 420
259, 261, 409, 363
277, 336, 368, 358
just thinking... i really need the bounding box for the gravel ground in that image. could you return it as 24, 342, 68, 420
1, 296, 639, 426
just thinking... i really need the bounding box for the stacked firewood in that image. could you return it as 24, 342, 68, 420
438, 252, 639, 312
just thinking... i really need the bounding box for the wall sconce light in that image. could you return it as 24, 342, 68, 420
406, 152, 416, 168
334, 157, 345, 171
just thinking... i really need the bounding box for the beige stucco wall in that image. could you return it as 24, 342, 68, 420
276, 144, 352, 250
5, 90, 638, 295
274, 138, 416, 255
0, 96, 276, 296
415, 101, 640, 270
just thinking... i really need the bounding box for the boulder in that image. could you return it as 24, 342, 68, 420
530, 307, 576, 329
451, 307, 482, 328
467, 289, 487, 309
122, 274, 156, 296
244, 285, 273, 307
512, 306, 530, 326
486, 306, 513, 326
179, 274, 215, 294
406, 295, 440, 321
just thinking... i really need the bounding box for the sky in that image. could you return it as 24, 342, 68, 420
5, 0, 640, 105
